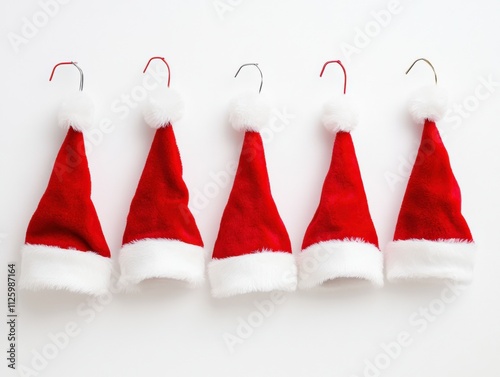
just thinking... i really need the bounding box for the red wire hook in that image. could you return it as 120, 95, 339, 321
49, 61, 84, 91
143, 56, 171, 87
320, 60, 347, 94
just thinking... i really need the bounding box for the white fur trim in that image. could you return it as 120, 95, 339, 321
208, 251, 297, 298
385, 239, 475, 282
19, 244, 112, 296
408, 85, 448, 124
142, 88, 184, 128
298, 240, 383, 289
58, 91, 95, 131
322, 95, 358, 133
118, 238, 205, 289
228, 92, 271, 132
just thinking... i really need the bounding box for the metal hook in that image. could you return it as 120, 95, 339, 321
143, 56, 171, 87
320, 60, 347, 94
234, 63, 263, 94
405, 58, 438, 84
49, 61, 84, 91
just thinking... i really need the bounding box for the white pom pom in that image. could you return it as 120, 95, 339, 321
142, 88, 184, 129
58, 91, 95, 131
228, 92, 271, 132
321, 95, 358, 133
408, 85, 448, 124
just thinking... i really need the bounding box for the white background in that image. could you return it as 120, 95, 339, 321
1, 0, 500, 376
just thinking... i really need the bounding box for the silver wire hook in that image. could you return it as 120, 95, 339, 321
234, 63, 263, 94
405, 58, 438, 85
49, 61, 84, 91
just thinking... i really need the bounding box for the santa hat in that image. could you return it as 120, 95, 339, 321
385, 85, 475, 282
208, 92, 297, 298
297, 95, 383, 289
119, 88, 205, 289
19, 91, 112, 296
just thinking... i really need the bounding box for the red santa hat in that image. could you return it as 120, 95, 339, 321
119, 87, 205, 289
297, 94, 383, 288
385, 84, 475, 282
208, 92, 297, 298
20, 91, 112, 296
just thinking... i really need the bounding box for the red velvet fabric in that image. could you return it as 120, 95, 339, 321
302, 131, 379, 249
25, 128, 110, 257
393, 120, 473, 241
213, 131, 292, 259
122, 125, 203, 247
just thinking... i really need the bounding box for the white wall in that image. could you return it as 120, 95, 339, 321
1, 0, 499, 376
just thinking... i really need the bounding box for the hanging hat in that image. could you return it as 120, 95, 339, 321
385, 83, 475, 282
119, 87, 205, 289
298, 94, 383, 289
208, 92, 297, 298
20, 91, 112, 296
